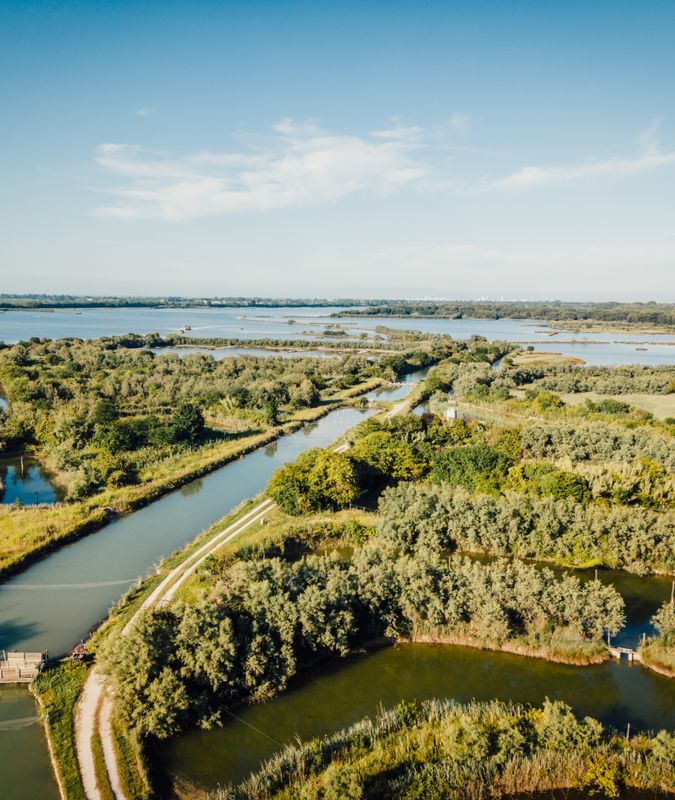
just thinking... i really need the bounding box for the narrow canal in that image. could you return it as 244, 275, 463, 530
0, 407, 376, 657
0, 405, 376, 800
0, 372, 673, 798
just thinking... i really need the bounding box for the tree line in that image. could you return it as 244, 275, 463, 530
339, 301, 675, 326
377, 483, 675, 575
100, 546, 624, 740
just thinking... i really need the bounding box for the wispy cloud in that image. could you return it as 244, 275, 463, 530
136, 107, 154, 118
485, 118, 675, 191
448, 112, 470, 134
93, 121, 428, 220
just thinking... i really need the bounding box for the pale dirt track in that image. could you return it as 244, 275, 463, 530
75, 403, 410, 798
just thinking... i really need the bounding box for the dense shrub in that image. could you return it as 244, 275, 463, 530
377, 483, 675, 574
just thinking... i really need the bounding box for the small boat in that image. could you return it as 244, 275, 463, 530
179, 325, 192, 333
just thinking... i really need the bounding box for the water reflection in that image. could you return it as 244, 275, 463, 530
0, 456, 61, 506
158, 643, 675, 792
179, 478, 204, 498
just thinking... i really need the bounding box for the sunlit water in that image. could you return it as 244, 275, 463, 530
0, 456, 61, 506
1, 306, 673, 365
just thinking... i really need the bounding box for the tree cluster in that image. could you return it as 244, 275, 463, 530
100, 547, 623, 739
377, 483, 675, 575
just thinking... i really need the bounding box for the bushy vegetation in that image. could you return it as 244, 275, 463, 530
268, 449, 358, 514
378, 483, 675, 574
212, 698, 675, 799
99, 543, 623, 740
343, 300, 675, 326
507, 364, 675, 395
520, 420, 675, 471
641, 600, 675, 675
0, 338, 383, 495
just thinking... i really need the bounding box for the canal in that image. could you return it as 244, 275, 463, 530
0, 371, 673, 798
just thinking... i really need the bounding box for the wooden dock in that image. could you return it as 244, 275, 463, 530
0, 650, 47, 683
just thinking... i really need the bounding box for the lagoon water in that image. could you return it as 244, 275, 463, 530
2, 306, 674, 365
0, 311, 673, 797
158, 643, 675, 792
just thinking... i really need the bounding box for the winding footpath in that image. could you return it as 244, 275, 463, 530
75, 498, 275, 800
74, 399, 411, 799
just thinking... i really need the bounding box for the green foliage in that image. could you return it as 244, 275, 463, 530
32, 660, 89, 800
350, 430, 426, 485
504, 462, 591, 502
377, 482, 675, 574
430, 443, 512, 492
99, 547, 623, 740
268, 449, 358, 515
169, 402, 205, 444
212, 699, 675, 799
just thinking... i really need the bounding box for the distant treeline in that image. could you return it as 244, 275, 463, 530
0, 294, 391, 310
338, 301, 675, 326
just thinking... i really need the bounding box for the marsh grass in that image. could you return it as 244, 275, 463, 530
211, 699, 675, 800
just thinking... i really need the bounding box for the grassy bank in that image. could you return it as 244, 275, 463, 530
640, 638, 675, 678
0, 380, 380, 581
32, 661, 88, 800
404, 631, 607, 666
212, 698, 675, 800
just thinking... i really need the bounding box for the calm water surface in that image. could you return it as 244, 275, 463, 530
0, 456, 61, 506
157, 642, 675, 792
0, 687, 58, 800
1, 307, 673, 365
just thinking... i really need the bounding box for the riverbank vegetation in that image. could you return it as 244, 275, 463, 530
32, 660, 88, 800
212, 698, 675, 800
641, 600, 675, 677
99, 546, 623, 739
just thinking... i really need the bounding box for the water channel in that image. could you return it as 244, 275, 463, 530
0, 334, 672, 796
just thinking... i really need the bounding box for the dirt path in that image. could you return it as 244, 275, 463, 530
99, 693, 126, 799
77, 497, 276, 798
75, 670, 104, 800
385, 399, 409, 418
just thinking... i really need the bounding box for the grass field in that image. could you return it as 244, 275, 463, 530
509, 349, 586, 367
557, 391, 675, 420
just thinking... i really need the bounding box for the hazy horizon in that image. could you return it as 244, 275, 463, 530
2, 1, 675, 301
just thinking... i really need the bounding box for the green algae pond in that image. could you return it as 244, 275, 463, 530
154, 641, 675, 795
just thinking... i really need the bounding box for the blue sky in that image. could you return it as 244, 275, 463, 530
1, 0, 674, 300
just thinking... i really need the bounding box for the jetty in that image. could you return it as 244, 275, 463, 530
0, 650, 47, 683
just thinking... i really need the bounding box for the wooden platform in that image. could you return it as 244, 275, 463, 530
0, 650, 47, 683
